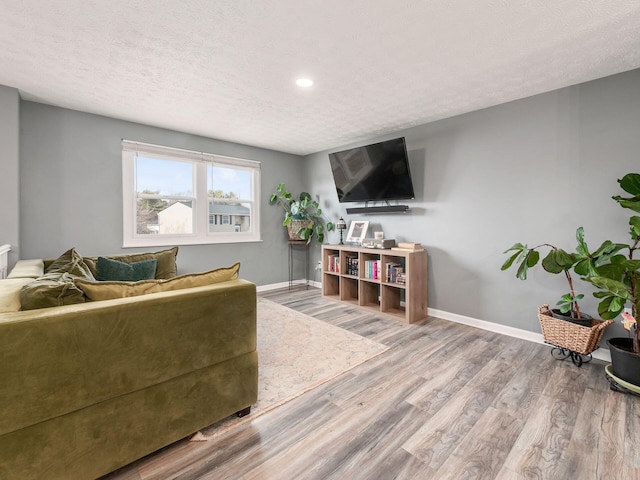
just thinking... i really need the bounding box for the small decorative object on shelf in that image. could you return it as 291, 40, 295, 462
336, 217, 347, 245
346, 220, 369, 244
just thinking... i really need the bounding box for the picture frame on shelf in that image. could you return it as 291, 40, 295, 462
346, 220, 369, 244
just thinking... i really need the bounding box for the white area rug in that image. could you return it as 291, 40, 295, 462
191, 297, 389, 441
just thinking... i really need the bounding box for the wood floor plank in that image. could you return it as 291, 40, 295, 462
403, 359, 518, 470
497, 393, 580, 478
433, 407, 523, 479
597, 388, 629, 480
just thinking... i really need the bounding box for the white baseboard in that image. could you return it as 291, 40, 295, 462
257, 279, 321, 293
428, 308, 611, 363
255, 281, 611, 363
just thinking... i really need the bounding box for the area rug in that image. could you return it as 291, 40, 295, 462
190, 297, 389, 441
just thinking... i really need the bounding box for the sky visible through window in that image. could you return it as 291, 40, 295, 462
136, 156, 251, 199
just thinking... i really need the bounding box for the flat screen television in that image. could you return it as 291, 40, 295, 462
328, 137, 415, 203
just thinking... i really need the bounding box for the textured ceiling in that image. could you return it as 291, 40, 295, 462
1, 1, 640, 155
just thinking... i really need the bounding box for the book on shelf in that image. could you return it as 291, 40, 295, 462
327, 254, 340, 273
346, 256, 359, 276
385, 262, 403, 283
363, 259, 381, 280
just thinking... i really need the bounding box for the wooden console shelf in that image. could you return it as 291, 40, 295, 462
322, 244, 428, 323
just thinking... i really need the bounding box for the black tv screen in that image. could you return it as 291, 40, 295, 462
329, 137, 415, 203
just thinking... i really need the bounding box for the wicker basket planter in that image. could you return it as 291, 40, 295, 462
538, 304, 613, 356
286, 220, 309, 240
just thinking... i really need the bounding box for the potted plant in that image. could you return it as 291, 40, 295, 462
502, 227, 620, 325
269, 183, 334, 244
582, 173, 640, 386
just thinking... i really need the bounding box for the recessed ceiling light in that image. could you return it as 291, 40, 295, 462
296, 78, 314, 88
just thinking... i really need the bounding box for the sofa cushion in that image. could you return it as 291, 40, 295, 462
96, 257, 157, 282
45, 248, 95, 280
83, 247, 178, 280
7, 259, 45, 279
0, 278, 34, 312
75, 262, 240, 301
19, 273, 88, 310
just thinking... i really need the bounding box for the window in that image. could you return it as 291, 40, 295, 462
122, 140, 261, 247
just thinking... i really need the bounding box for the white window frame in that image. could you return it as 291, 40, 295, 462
122, 140, 261, 247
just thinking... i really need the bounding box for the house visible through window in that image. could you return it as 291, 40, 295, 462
122, 140, 261, 247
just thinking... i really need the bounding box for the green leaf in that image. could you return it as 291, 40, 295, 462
597, 296, 622, 320
575, 227, 589, 257
588, 276, 633, 300
503, 243, 526, 254
631, 216, 640, 238
595, 263, 626, 282
516, 258, 529, 280
542, 249, 573, 273
610, 296, 625, 312
326, 222, 334, 231
541, 251, 562, 274
574, 258, 598, 277
618, 173, 640, 196
269, 194, 277, 204
613, 196, 640, 213
526, 250, 540, 268
501, 251, 521, 271
592, 241, 624, 266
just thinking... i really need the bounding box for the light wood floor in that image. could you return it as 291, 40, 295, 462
106, 287, 639, 480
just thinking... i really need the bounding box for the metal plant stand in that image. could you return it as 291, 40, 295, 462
288, 240, 309, 290
549, 344, 592, 367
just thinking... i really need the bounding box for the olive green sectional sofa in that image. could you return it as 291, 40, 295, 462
0, 248, 258, 480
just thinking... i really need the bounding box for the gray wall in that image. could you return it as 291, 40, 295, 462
303, 68, 640, 340
0, 86, 20, 268
19, 102, 304, 284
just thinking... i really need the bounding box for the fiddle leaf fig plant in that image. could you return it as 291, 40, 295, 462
502, 227, 622, 319
269, 183, 334, 244
583, 174, 640, 322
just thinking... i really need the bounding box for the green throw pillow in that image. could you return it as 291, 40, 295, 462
45, 248, 95, 280
20, 272, 87, 310
96, 257, 157, 282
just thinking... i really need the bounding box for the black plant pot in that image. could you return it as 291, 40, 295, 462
608, 338, 640, 386
550, 309, 593, 327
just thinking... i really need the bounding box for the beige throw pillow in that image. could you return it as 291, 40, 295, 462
75, 262, 240, 301
83, 246, 178, 280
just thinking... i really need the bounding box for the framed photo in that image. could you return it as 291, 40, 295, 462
346, 220, 369, 244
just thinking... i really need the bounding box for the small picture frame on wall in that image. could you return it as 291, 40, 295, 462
346, 220, 369, 244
